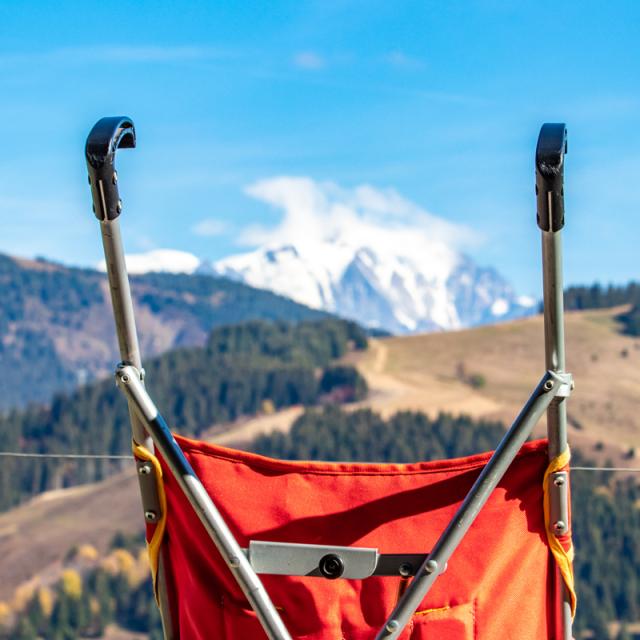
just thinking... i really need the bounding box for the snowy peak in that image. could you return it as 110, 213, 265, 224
97, 249, 201, 275
213, 240, 533, 334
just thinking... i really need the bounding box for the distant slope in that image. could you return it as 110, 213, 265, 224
218, 306, 640, 463
0, 253, 327, 411
350, 306, 640, 455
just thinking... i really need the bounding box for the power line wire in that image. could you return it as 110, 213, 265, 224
1, 451, 640, 472
571, 466, 640, 472
0, 452, 132, 460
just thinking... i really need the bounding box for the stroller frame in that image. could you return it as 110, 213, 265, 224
85, 118, 573, 640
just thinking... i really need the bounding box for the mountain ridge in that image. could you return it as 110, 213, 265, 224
0, 253, 326, 410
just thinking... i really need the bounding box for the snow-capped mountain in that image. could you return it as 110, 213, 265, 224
100, 178, 536, 334
211, 241, 534, 334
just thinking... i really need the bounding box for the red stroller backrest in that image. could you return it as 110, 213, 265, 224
149, 436, 561, 640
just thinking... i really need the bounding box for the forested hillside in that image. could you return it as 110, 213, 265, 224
563, 281, 640, 336
4, 407, 636, 638
0, 253, 327, 410
0, 319, 367, 512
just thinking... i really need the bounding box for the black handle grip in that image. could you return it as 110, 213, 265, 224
85, 116, 136, 221
535, 123, 567, 232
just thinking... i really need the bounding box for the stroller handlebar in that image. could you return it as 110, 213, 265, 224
85, 116, 136, 221
536, 122, 567, 232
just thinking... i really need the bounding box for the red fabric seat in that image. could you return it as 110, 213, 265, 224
155, 436, 560, 639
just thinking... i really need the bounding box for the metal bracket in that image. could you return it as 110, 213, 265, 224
244, 541, 427, 579
135, 458, 163, 523
549, 471, 569, 536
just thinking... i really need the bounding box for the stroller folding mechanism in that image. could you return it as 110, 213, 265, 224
85, 118, 575, 639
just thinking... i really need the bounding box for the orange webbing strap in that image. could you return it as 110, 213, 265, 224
542, 447, 577, 618
132, 442, 167, 601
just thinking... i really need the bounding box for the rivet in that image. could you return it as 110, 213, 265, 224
553, 476, 565, 487
229, 556, 240, 568
144, 510, 157, 522
112, 171, 118, 184
544, 380, 555, 391
425, 559, 438, 574
117, 199, 123, 213
553, 520, 566, 533
138, 463, 152, 475
385, 620, 399, 633
398, 563, 412, 577
121, 374, 129, 383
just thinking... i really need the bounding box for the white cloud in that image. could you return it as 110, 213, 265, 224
241, 176, 480, 253
384, 51, 425, 70
0, 45, 230, 66
190, 218, 228, 237
293, 51, 325, 70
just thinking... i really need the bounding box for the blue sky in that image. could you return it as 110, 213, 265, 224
0, 0, 639, 295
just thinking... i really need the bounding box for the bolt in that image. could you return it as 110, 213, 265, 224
138, 463, 152, 475
144, 510, 157, 522
319, 553, 344, 580
544, 379, 555, 391
398, 563, 412, 577
553, 475, 565, 487
425, 559, 438, 574
385, 620, 399, 633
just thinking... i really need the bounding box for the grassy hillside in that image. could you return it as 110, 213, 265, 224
346, 307, 640, 464
0, 254, 327, 411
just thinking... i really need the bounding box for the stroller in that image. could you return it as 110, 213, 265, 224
86, 119, 574, 639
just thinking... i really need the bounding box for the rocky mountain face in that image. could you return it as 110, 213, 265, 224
212, 241, 534, 334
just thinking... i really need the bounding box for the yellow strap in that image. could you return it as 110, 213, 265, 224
543, 447, 577, 618
132, 442, 167, 602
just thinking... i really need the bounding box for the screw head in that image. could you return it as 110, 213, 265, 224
553, 475, 565, 487
398, 563, 412, 577
385, 620, 399, 633
138, 463, 152, 475
144, 510, 157, 523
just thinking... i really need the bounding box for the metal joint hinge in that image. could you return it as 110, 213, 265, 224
116, 362, 145, 382
544, 371, 574, 398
